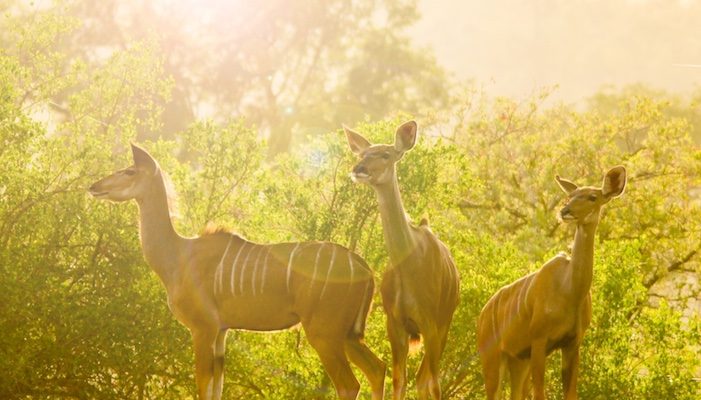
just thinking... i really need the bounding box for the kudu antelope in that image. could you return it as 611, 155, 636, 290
88, 144, 386, 400
344, 121, 460, 399
477, 166, 627, 400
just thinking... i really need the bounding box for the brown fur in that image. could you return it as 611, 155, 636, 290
200, 222, 233, 236
89, 144, 386, 400
345, 121, 460, 400
477, 166, 626, 400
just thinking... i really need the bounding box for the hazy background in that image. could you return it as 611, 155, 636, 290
412, 0, 701, 104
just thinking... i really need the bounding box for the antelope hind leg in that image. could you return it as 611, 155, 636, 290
480, 347, 504, 400
345, 338, 386, 400
507, 356, 530, 400
307, 334, 360, 400
416, 325, 446, 399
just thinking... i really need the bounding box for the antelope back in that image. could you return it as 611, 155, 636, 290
206, 234, 375, 334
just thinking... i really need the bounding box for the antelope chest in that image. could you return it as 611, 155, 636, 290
166, 293, 189, 325
540, 308, 583, 351
165, 288, 214, 329
383, 266, 438, 325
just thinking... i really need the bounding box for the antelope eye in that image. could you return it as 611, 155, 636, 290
381, 152, 390, 159
588, 194, 597, 201
124, 169, 137, 176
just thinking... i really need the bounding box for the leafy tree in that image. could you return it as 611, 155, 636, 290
588, 84, 701, 145
430, 88, 701, 398
0, 13, 194, 399
2, 0, 450, 155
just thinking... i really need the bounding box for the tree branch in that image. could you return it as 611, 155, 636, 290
643, 244, 700, 289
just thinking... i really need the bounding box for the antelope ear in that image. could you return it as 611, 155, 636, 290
131, 143, 158, 174
602, 165, 627, 198
343, 125, 371, 155
394, 120, 417, 153
555, 175, 578, 195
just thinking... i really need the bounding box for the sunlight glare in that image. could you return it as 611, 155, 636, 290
169, 0, 245, 26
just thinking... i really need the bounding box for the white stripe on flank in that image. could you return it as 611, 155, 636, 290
445, 254, 455, 281
239, 245, 257, 295
230, 242, 248, 295
251, 245, 265, 296
442, 255, 450, 279
444, 250, 458, 285
523, 276, 532, 310
345, 252, 355, 298
309, 244, 325, 294
348, 252, 354, 284
353, 279, 370, 334
260, 247, 272, 294
501, 292, 510, 336
319, 246, 337, 299
214, 236, 234, 294
393, 270, 401, 311
516, 279, 528, 318
491, 296, 499, 341
286, 243, 301, 292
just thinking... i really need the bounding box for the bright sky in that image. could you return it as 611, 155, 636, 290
410, 0, 701, 104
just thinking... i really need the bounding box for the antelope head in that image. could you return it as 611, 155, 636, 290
89, 144, 159, 202
556, 166, 627, 225
344, 120, 417, 186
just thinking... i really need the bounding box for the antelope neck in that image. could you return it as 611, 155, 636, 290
135, 172, 183, 285
568, 214, 599, 301
372, 175, 417, 266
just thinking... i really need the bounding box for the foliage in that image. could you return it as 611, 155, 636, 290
0, 12, 193, 400
588, 84, 701, 145
1, 0, 451, 155
1, 5, 700, 400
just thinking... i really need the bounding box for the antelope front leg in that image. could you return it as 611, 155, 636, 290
507, 356, 530, 400
561, 343, 580, 400
192, 329, 223, 400
387, 315, 409, 400
479, 348, 503, 400
212, 330, 228, 400
530, 339, 547, 400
